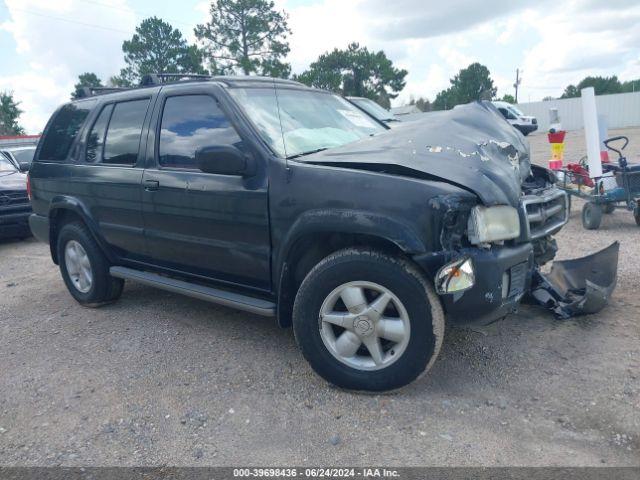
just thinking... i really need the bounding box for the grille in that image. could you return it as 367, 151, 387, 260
0, 191, 29, 209
519, 188, 569, 241
508, 262, 528, 298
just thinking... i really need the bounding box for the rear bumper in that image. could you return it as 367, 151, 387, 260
28, 213, 49, 243
414, 243, 534, 326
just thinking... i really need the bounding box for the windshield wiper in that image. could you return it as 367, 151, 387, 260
286, 147, 329, 160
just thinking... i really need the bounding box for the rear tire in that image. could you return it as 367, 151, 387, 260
292, 248, 444, 392
582, 202, 602, 230
57, 222, 123, 306
634, 206, 640, 227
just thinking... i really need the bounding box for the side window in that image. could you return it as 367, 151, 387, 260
158, 95, 243, 169
85, 104, 113, 163
103, 99, 150, 165
498, 108, 509, 119
38, 100, 96, 162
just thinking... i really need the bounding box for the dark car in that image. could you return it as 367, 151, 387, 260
28, 75, 617, 391
0, 152, 31, 239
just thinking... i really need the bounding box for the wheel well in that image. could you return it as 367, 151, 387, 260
276, 232, 406, 328
49, 209, 84, 264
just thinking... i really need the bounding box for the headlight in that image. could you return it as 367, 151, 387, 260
467, 205, 520, 244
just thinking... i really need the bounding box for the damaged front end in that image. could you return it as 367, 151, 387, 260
303, 101, 619, 321
417, 167, 619, 323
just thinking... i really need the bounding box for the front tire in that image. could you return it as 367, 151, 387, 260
292, 249, 444, 392
57, 222, 123, 306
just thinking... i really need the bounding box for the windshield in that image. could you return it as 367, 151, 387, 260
228, 87, 385, 158
0, 154, 18, 173
9, 148, 36, 164
350, 98, 396, 122
507, 105, 524, 117
11, 147, 36, 163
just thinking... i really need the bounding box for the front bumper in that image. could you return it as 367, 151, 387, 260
0, 210, 31, 238
516, 124, 538, 135
530, 242, 619, 319
414, 243, 534, 325
415, 241, 619, 325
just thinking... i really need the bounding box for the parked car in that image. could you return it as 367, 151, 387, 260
1, 146, 37, 171
346, 96, 399, 125
28, 76, 617, 391
492, 101, 538, 136
0, 151, 31, 239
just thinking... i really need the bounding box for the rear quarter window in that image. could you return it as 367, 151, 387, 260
102, 99, 150, 165
38, 100, 96, 162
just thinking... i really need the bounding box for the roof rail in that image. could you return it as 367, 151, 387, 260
77, 86, 131, 99
140, 73, 212, 86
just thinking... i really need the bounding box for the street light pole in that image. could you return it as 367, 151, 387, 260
514, 68, 522, 103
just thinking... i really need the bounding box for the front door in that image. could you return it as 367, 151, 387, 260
141, 89, 271, 291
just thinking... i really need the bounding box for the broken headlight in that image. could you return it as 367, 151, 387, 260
435, 257, 475, 294
467, 205, 520, 245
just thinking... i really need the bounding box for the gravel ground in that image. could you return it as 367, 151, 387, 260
0, 128, 638, 467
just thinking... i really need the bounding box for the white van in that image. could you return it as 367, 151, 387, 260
493, 101, 538, 136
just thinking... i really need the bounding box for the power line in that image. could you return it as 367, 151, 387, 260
75, 0, 195, 28
0, 4, 134, 35
0, 2, 200, 36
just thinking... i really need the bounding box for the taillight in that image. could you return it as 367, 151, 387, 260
26, 173, 32, 201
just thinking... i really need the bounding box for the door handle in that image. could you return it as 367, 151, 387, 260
144, 179, 159, 191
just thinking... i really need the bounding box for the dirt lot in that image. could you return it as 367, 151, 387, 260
0, 128, 639, 467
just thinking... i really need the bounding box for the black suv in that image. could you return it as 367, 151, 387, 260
28, 75, 618, 391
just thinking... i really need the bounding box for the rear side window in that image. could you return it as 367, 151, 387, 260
158, 95, 243, 169
102, 99, 150, 165
39, 101, 95, 161
86, 104, 113, 163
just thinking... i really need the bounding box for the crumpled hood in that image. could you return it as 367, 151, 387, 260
304, 101, 532, 207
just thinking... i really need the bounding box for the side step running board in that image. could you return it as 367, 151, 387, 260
109, 266, 276, 317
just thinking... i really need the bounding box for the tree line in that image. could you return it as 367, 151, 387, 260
2, 0, 640, 134
71, 0, 408, 110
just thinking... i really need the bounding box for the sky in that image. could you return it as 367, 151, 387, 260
1, 0, 639, 134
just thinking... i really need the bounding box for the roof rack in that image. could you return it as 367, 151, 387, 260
74, 73, 304, 99
140, 73, 213, 86
76, 86, 131, 99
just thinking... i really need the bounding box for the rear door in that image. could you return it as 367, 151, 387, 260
141, 84, 271, 291
70, 96, 153, 259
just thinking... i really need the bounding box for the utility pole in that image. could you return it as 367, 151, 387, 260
514, 68, 522, 103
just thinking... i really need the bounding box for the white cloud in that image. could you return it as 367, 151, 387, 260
275, 0, 368, 74
519, 1, 640, 99
1, 0, 137, 133
2, 0, 640, 133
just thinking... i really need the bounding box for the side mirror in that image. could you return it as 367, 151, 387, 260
195, 145, 255, 177
18, 162, 30, 172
